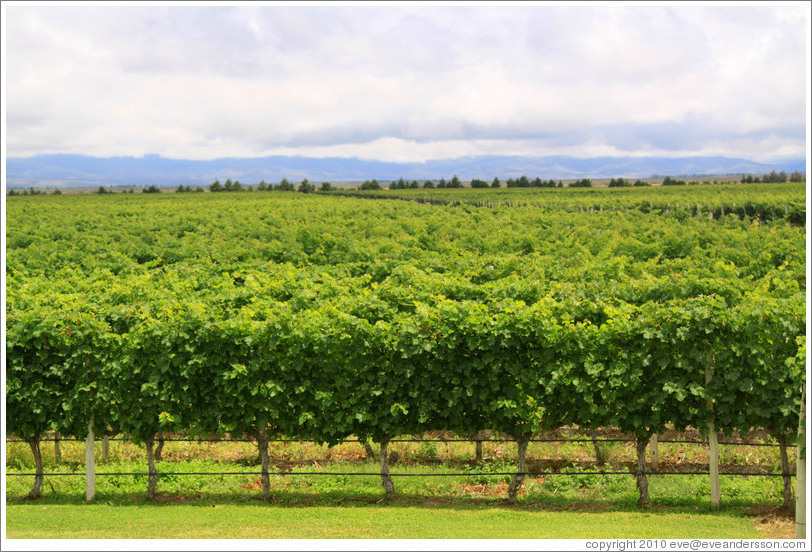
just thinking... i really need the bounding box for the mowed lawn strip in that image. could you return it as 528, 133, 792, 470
5, 504, 762, 539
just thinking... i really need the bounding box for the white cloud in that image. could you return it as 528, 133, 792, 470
4, 3, 808, 162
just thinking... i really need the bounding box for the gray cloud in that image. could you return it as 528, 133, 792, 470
4, 4, 808, 162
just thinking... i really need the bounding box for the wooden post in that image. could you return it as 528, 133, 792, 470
54, 432, 62, 464
649, 434, 659, 470
85, 417, 95, 501
475, 430, 484, 464
706, 365, 720, 507
708, 427, 720, 507
102, 435, 110, 463
796, 386, 806, 539
591, 429, 606, 466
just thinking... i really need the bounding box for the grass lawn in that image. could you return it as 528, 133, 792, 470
5, 501, 765, 539
5, 437, 797, 540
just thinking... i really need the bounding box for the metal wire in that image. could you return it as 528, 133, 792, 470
7, 436, 794, 447
6, 470, 794, 478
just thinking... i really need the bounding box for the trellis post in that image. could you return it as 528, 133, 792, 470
796, 386, 806, 539
649, 434, 659, 470
706, 365, 720, 507
85, 416, 96, 501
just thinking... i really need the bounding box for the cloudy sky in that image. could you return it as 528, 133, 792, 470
3, 2, 809, 162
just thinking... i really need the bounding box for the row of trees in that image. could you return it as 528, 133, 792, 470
742, 171, 805, 184
388, 176, 467, 189
208, 178, 332, 193
608, 178, 650, 187
8, 172, 804, 197
7, 187, 59, 196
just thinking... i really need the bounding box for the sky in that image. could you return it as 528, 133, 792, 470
2, 2, 809, 163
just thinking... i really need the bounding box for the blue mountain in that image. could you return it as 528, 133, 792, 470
5, 153, 805, 188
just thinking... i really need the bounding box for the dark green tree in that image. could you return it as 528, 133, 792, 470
360, 179, 381, 190
277, 178, 295, 192
298, 179, 315, 193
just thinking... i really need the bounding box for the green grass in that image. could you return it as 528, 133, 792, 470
5, 503, 762, 539
5, 458, 792, 539
6, 437, 794, 539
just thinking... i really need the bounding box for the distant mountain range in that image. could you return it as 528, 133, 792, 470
5, 153, 806, 188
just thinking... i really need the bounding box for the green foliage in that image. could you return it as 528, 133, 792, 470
360, 179, 381, 190
276, 179, 295, 192
297, 179, 315, 194
5, 186, 805, 449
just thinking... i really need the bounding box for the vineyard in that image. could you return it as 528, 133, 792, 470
337, 181, 806, 224
5, 182, 807, 508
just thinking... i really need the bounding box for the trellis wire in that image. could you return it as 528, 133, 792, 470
6, 436, 795, 447
6, 470, 795, 478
